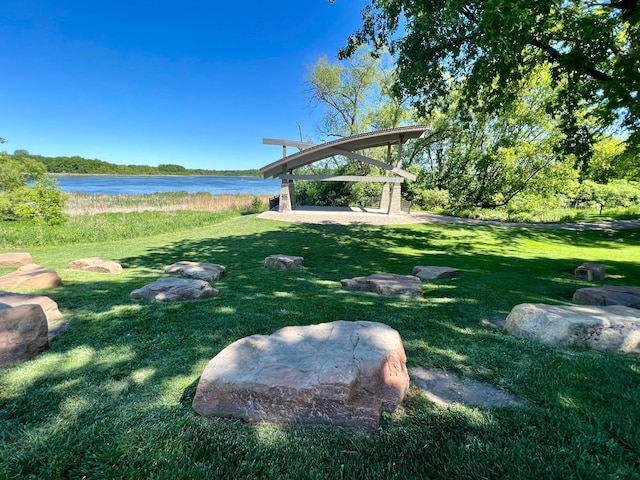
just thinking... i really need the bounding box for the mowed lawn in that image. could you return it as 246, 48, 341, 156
1, 214, 639, 479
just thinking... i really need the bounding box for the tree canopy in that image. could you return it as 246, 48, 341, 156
340, 0, 640, 156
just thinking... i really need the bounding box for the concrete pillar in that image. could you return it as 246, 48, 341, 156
379, 182, 391, 211
288, 180, 296, 209
279, 179, 292, 213
387, 183, 402, 214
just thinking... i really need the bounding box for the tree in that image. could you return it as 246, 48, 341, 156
340, 0, 640, 160
407, 67, 579, 210
0, 152, 68, 225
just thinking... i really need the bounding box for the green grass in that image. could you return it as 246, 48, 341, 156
1, 214, 640, 479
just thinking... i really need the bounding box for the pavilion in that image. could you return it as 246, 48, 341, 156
260, 125, 429, 214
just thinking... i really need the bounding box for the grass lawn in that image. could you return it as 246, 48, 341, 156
1, 214, 639, 479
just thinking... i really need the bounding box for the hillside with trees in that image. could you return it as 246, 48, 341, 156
9, 150, 260, 177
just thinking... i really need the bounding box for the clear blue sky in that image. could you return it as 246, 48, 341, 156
1, 1, 369, 170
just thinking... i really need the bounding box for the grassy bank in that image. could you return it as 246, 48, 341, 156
1, 213, 639, 479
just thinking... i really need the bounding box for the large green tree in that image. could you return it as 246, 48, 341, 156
340, 0, 640, 159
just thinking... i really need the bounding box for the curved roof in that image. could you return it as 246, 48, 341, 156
260, 125, 429, 179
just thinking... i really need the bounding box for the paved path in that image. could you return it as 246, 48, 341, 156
258, 209, 640, 230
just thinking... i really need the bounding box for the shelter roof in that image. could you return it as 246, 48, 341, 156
260, 125, 429, 179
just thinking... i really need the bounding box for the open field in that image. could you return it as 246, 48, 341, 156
1, 213, 639, 479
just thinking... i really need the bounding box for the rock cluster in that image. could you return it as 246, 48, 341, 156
193, 320, 409, 430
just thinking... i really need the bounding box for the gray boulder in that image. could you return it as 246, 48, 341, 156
505, 303, 640, 355
412, 266, 460, 280
130, 277, 218, 302
193, 320, 410, 430
165, 261, 226, 282
68, 257, 123, 274
264, 255, 304, 270
573, 286, 640, 309
574, 262, 606, 281
341, 273, 423, 299
0, 304, 48, 367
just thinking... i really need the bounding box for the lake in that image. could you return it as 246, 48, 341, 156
52, 175, 281, 196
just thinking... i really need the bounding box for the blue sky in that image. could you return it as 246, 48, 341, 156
1, 1, 369, 170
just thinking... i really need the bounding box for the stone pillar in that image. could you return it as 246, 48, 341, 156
379, 182, 391, 211
279, 179, 292, 213
288, 180, 296, 209
387, 183, 402, 214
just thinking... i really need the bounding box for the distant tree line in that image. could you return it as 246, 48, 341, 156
9, 150, 260, 177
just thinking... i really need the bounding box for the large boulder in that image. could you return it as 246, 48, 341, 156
0, 264, 63, 290
0, 291, 62, 321
165, 261, 226, 282
0, 304, 49, 367
0, 253, 34, 267
264, 254, 305, 271
573, 286, 640, 309
341, 273, 423, 299
412, 266, 460, 280
505, 303, 640, 355
130, 277, 218, 302
193, 320, 410, 430
68, 257, 123, 274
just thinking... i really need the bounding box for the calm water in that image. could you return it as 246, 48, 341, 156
53, 175, 281, 196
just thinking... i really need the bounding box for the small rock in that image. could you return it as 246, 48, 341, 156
573, 286, 640, 309
193, 320, 409, 430
0, 264, 63, 290
68, 257, 123, 274
574, 262, 606, 281
264, 255, 304, 270
341, 273, 423, 299
505, 303, 640, 356
130, 277, 218, 302
0, 253, 34, 267
0, 304, 49, 367
412, 266, 460, 280
165, 261, 226, 282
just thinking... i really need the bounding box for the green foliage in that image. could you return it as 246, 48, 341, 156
405, 70, 577, 210
0, 153, 68, 225
341, 0, 640, 161
250, 195, 265, 213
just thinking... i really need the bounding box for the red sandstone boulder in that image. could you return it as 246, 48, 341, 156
0, 304, 48, 367
68, 257, 123, 274
193, 320, 410, 430
0, 264, 63, 290
0, 253, 34, 267
341, 273, 423, 299
0, 291, 62, 321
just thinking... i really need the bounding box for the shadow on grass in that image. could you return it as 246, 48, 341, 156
2, 219, 639, 478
